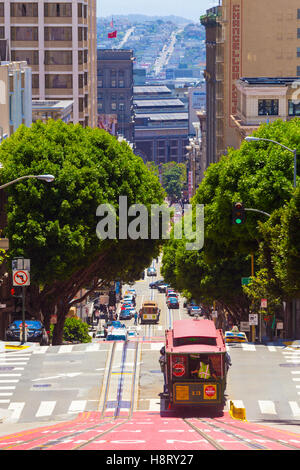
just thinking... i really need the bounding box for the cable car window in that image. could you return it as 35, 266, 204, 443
174, 337, 217, 347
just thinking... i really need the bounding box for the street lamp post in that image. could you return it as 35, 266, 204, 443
0, 172, 55, 344
0, 174, 55, 190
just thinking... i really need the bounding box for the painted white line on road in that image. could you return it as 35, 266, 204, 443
67, 400, 87, 414
241, 344, 256, 351
258, 400, 277, 415
289, 401, 300, 417
0, 386, 16, 390
7, 402, 25, 422
36, 401, 56, 418
33, 347, 49, 354
0, 374, 21, 377
0, 379, 19, 383
58, 345, 73, 354
267, 346, 277, 352
0, 399, 10, 403
0, 362, 27, 365
150, 343, 164, 350
0, 393, 13, 396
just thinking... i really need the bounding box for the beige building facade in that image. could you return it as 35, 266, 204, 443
202, 0, 300, 161
0, 0, 97, 128
231, 77, 300, 148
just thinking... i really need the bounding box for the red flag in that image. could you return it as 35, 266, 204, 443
108, 30, 117, 38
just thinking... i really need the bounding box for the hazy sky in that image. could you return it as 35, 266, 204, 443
97, 0, 219, 22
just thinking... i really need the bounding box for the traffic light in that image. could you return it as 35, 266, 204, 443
232, 202, 246, 225
11, 286, 22, 298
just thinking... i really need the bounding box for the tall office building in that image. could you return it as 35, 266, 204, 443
97, 49, 135, 143
201, 0, 300, 163
0, 0, 97, 127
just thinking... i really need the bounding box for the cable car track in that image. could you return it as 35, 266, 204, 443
0, 339, 140, 451
183, 416, 300, 451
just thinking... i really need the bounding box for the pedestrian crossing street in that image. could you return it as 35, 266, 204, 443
0, 342, 300, 423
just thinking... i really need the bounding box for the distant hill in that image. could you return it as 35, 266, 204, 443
100, 14, 194, 25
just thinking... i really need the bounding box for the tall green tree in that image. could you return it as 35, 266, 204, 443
161, 119, 300, 321
0, 120, 165, 343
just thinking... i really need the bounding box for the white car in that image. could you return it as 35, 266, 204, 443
126, 289, 136, 297
122, 294, 134, 303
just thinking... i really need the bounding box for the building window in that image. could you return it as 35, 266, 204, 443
44, 27, 72, 41
298, 8, 300, 19
11, 3, 38, 17
0, 26, 4, 39
297, 47, 300, 58
32, 74, 39, 88
111, 80, 116, 88
45, 74, 73, 89
98, 80, 103, 88
111, 102, 117, 111
298, 66, 300, 77
258, 99, 279, 116
11, 50, 39, 65
11, 27, 38, 41
288, 100, 300, 116
298, 28, 300, 39
119, 80, 124, 88
0, 3, 4, 16
45, 50, 72, 65
44, 3, 72, 17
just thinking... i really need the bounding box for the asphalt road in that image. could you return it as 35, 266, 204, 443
0, 259, 299, 437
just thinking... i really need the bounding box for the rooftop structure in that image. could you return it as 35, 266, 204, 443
32, 100, 74, 123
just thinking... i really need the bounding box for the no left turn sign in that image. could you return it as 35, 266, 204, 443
13, 270, 30, 286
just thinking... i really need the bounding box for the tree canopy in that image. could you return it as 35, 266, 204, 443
0, 120, 165, 342
162, 119, 300, 320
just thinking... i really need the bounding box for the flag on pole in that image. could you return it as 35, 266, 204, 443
110, 17, 114, 28
108, 30, 117, 38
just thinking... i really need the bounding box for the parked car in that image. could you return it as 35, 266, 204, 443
5, 320, 49, 345
147, 267, 157, 276
167, 297, 179, 309
122, 294, 135, 303
189, 306, 203, 316
125, 288, 136, 298
119, 309, 132, 320
186, 302, 198, 315
157, 284, 169, 293
106, 327, 128, 341
149, 280, 165, 289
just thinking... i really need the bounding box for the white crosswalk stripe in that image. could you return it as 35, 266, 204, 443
36, 401, 57, 418
258, 400, 277, 415
67, 400, 87, 414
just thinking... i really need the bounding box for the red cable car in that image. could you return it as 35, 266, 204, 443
161, 318, 229, 412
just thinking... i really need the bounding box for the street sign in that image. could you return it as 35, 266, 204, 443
13, 270, 30, 286
261, 298, 267, 308
241, 277, 251, 285
249, 314, 258, 326
240, 321, 250, 332
12, 258, 30, 271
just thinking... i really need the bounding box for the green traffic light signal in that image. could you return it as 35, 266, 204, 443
232, 202, 245, 225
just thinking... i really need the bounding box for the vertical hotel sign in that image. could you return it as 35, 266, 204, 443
230, 2, 241, 125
